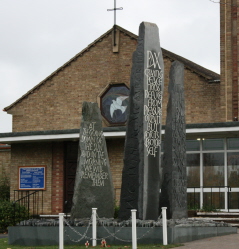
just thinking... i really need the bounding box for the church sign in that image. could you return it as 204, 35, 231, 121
18, 166, 46, 190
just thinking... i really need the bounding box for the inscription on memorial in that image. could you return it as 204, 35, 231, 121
159, 61, 187, 219
172, 84, 187, 208
80, 122, 108, 187
144, 51, 163, 156
119, 22, 164, 221
71, 102, 114, 219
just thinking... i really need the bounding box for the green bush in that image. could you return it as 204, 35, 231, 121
199, 204, 218, 212
0, 169, 29, 232
0, 200, 29, 233
0, 170, 10, 201
187, 204, 200, 210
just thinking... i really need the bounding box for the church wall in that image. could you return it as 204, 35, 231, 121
9, 30, 223, 133
184, 70, 221, 124
0, 147, 11, 177
162, 59, 221, 124
51, 142, 64, 214
10, 32, 136, 132
107, 138, 125, 202
10, 143, 53, 214
220, 0, 239, 121
9, 139, 125, 214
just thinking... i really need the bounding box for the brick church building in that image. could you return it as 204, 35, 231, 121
1, 2, 239, 214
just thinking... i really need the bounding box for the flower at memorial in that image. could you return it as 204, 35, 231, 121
101, 239, 107, 247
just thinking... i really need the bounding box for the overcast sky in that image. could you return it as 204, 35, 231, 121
0, 0, 220, 133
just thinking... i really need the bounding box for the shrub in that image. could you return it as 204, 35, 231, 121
0, 200, 29, 233
0, 169, 30, 232
199, 204, 218, 212
187, 204, 200, 210
0, 170, 10, 201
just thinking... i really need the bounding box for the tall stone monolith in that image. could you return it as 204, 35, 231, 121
119, 22, 164, 221
71, 102, 114, 219
159, 60, 187, 219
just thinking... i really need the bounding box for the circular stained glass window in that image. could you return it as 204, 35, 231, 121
101, 84, 129, 125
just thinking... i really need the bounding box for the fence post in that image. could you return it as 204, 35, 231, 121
92, 208, 97, 246
59, 213, 64, 249
161, 207, 167, 245
131, 209, 137, 249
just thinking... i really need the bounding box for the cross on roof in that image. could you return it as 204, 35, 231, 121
107, 0, 123, 47
107, 0, 123, 27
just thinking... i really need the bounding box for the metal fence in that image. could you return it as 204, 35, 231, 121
187, 186, 231, 211
13, 190, 44, 222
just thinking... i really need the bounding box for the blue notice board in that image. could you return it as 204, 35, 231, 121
19, 166, 46, 190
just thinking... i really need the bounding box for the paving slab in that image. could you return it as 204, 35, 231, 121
179, 229, 239, 249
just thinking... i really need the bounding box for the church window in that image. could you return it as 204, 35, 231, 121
99, 84, 129, 125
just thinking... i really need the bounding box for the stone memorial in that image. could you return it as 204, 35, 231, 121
159, 60, 187, 219
71, 102, 114, 219
119, 22, 164, 221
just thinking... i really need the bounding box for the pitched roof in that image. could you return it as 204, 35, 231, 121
161, 48, 220, 82
3, 25, 220, 112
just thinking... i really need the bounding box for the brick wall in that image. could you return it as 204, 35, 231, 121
0, 146, 11, 176
8, 139, 125, 214
10, 31, 135, 132
9, 29, 222, 132
10, 143, 53, 214
51, 142, 64, 214
162, 60, 221, 124
220, 0, 239, 121
106, 138, 125, 202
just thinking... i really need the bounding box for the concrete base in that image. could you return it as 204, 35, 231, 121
8, 226, 237, 246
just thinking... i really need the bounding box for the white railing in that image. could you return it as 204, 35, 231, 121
59, 213, 64, 249
59, 207, 168, 248
131, 209, 137, 249
92, 208, 97, 246
162, 207, 167, 245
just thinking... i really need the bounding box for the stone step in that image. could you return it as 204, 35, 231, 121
196, 212, 239, 220
197, 212, 239, 216
189, 215, 239, 227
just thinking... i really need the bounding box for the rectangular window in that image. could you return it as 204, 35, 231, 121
202, 139, 224, 151
227, 152, 239, 187
186, 140, 200, 151
203, 192, 225, 209
229, 192, 239, 209
227, 138, 239, 150
185, 137, 239, 210
203, 153, 224, 187
187, 153, 200, 187
187, 192, 200, 210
